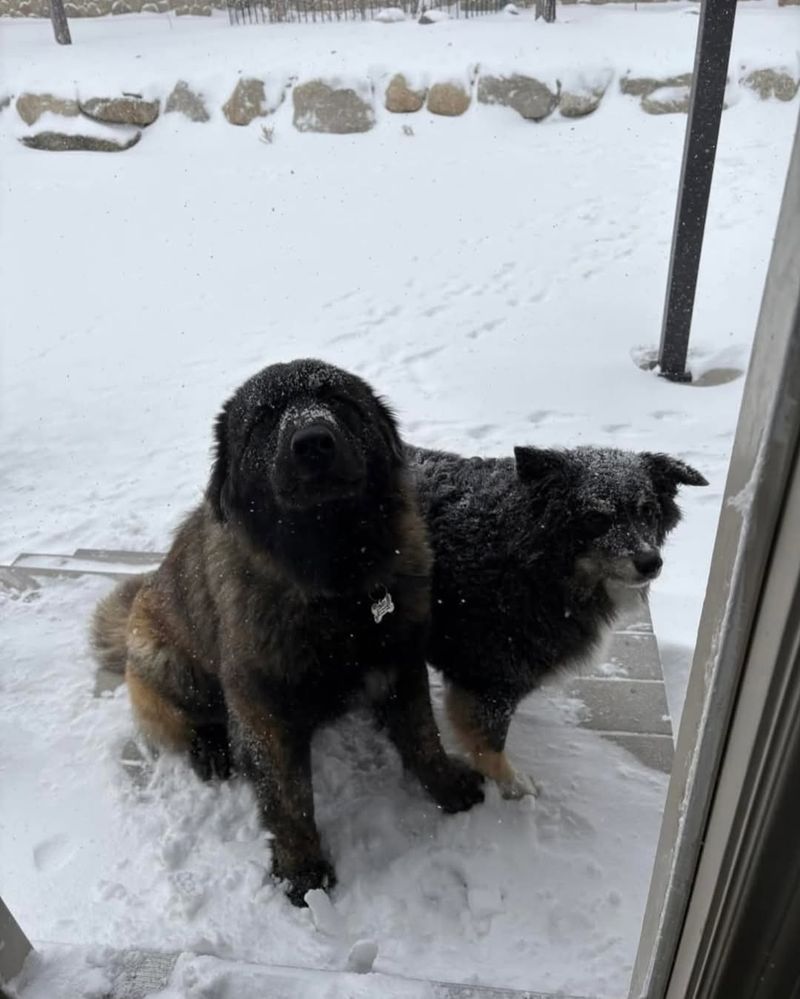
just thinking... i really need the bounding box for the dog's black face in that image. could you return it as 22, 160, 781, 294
206, 359, 405, 585
514, 445, 707, 589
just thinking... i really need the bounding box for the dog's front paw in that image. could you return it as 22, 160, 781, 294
498, 769, 539, 800
426, 756, 485, 813
276, 857, 337, 908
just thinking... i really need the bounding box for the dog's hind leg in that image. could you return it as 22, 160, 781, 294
125, 668, 232, 780
444, 684, 538, 799
125, 595, 232, 780
126, 668, 193, 752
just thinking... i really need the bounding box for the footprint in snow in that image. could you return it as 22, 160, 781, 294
650, 409, 685, 421
33, 833, 75, 872
466, 424, 497, 441
526, 410, 577, 427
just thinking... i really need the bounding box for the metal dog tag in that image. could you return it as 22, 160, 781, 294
370, 587, 395, 624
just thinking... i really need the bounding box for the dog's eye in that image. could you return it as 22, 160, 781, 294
584, 511, 611, 537
640, 500, 659, 523
250, 404, 275, 426
330, 393, 362, 413
329, 394, 365, 428
241, 406, 277, 453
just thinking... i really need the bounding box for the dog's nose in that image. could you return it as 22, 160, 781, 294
633, 552, 663, 579
290, 424, 336, 470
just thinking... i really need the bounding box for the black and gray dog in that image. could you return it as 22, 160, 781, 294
409, 443, 707, 798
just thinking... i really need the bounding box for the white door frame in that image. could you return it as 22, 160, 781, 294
631, 107, 800, 999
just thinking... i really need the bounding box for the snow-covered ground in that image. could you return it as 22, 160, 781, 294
1, 4, 798, 997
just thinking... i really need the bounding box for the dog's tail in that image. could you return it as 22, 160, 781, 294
90, 575, 146, 674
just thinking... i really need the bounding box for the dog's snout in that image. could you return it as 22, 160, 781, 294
633, 551, 662, 579
290, 424, 336, 470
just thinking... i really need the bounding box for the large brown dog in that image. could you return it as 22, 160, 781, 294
92, 359, 483, 905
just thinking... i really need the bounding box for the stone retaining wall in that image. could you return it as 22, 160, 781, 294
3, 66, 798, 151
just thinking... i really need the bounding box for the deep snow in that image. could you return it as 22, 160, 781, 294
1, 4, 798, 997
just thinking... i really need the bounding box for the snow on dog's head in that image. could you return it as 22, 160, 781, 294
514, 445, 707, 588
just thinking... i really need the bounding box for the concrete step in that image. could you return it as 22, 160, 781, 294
6, 549, 163, 581
564, 611, 673, 772
104, 948, 589, 999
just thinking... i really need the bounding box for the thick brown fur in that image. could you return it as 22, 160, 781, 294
92, 359, 483, 906
90, 575, 144, 674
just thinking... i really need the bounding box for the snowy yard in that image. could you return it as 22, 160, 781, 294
1, 3, 798, 997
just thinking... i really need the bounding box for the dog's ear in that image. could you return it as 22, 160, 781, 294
376, 396, 405, 464
644, 453, 708, 493
206, 400, 235, 522
514, 446, 568, 483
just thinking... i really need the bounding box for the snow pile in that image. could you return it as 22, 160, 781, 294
374, 7, 407, 23
419, 9, 449, 23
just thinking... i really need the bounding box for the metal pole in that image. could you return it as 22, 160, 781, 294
49, 0, 72, 44
657, 0, 736, 382
535, 0, 555, 21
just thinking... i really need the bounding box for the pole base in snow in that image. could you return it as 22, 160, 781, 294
633, 347, 693, 383
658, 368, 693, 384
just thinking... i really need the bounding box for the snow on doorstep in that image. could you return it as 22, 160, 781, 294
2, 575, 667, 998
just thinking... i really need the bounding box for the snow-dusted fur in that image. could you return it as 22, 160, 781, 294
410, 443, 707, 797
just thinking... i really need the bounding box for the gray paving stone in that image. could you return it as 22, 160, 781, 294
94, 666, 125, 696
601, 731, 674, 773
601, 631, 664, 681
614, 607, 653, 633
568, 676, 672, 737
110, 949, 178, 999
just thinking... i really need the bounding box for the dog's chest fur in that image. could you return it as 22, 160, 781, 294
152, 505, 428, 719
209, 540, 429, 710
